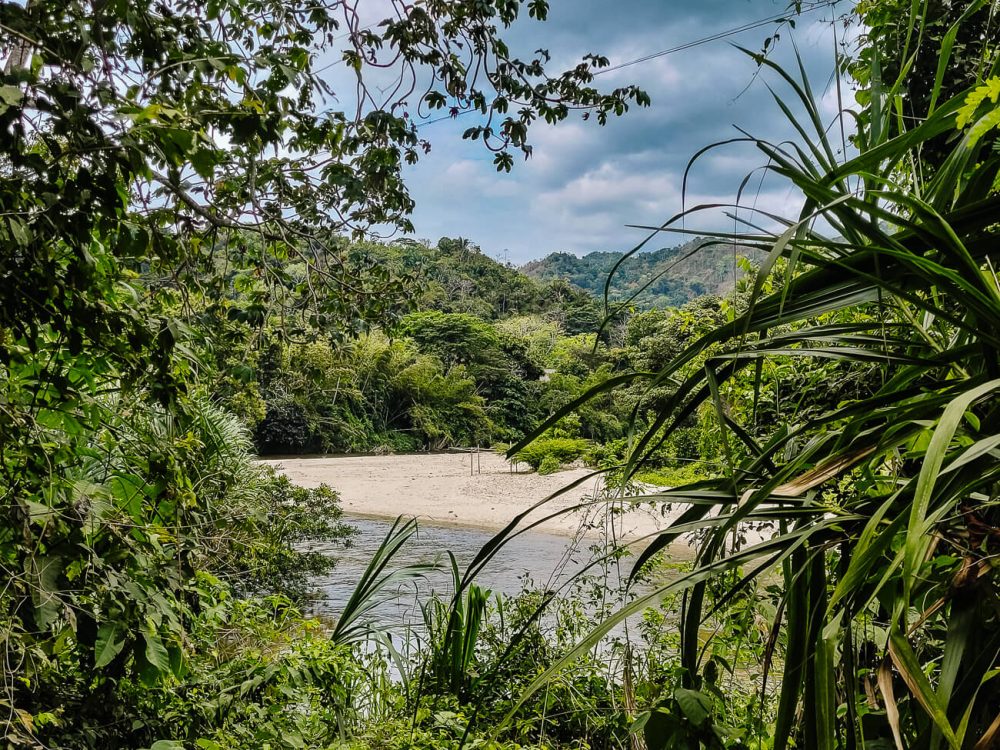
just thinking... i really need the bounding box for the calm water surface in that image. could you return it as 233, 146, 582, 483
310, 514, 694, 632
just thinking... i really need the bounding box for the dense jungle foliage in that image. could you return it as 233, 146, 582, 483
2, 0, 999, 748
204, 232, 742, 472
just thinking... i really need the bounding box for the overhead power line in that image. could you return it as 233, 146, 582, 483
418, 0, 839, 127
593, 0, 838, 76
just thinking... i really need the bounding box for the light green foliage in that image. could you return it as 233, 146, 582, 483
536, 454, 562, 475
342, 711, 552, 749
513, 437, 593, 471
495, 315, 564, 368
403, 311, 505, 369
186, 240, 625, 453
254, 332, 491, 452
634, 463, 709, 488
423, 559, 493, 700
402, 311, 545, 441
624, 297, 727, 373
956, 77, 1000, 130
549, 334, 605, 378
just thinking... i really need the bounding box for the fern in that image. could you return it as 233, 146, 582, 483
956, 76, 1000, 136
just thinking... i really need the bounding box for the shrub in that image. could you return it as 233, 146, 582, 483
513, 437, 592, 470
255, 399, 316, 454
219, 469, 356, 600
634, 463, 708, 487
537, 453, 562, 475
122, 595, 362, 750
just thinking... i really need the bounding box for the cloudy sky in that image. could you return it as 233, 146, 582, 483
337, 0, 853, 263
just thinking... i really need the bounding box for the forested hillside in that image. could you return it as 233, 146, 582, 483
369, 236, 604, 332
200, 236, 618, 454
522, 238, 760, 308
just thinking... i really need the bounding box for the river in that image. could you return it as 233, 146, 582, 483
309, 514, 695, 634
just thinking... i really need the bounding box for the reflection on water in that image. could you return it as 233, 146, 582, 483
311, 516, 597, 623
310, 514, 693, 634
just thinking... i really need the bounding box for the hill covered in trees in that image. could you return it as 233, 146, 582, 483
522, 238, 760, 309
227, 235, 765, 456
369, 236, 604, 332
200, 236, 619, 455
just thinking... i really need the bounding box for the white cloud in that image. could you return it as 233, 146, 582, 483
395, 0, 842, 262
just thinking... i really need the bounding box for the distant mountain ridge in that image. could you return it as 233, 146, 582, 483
521, 238, 759, 309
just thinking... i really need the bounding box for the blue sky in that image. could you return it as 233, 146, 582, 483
335, 0, 852, 263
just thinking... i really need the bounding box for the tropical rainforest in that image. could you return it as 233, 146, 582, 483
2, 0, 999, 749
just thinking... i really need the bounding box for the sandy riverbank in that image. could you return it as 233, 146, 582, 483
260, 451, 683, 542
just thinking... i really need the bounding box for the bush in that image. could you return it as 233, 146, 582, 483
122, 595, 362, 750
513, 437, 592, 470
219, 469, 356, 600
537, 453, 562, 475
635, 463, 709, 487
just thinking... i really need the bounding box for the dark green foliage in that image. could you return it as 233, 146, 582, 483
1, 397, 355, 747
536, 454, 562, 475
77, 596, 360, 750
851, 0, 1000, 170
372, 237, 607, 328
225, 471, 355, 600
402, 311, 545, 440
11, 0, 1000, 748
198, 240, 621, 453
256, 400, 316, 453
1, 0, 648, 738
252, 333, 492, 453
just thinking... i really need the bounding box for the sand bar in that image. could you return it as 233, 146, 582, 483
260, 451, 682, 542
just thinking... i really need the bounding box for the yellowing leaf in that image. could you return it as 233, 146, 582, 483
956, 77, 1000, 129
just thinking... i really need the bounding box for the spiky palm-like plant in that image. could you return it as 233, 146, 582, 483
504, 11, 1000, 749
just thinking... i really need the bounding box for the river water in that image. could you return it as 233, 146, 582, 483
309, 514, 695, 634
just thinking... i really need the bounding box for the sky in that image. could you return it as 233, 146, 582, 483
331, 0, 854, 264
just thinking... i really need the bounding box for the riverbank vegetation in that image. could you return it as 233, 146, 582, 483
2, 0, 999, 748
205, 232, 739, 485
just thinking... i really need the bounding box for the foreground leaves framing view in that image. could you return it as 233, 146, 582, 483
2, 0, 999, 749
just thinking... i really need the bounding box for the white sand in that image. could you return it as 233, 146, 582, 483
260, 451, 681, 542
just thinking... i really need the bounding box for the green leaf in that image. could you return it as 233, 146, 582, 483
95, 623, 126, 669
189, 147, 218, 181
673, 688, 711, 727
29, 555, 63, 629
903, 379, 1000, 602
889, 629, 960, 748
629, 711, 651, 734
0, 84, 23, 105
928, 0, 990, 114
148, 741, 186, 750
143, 631, 171, 675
